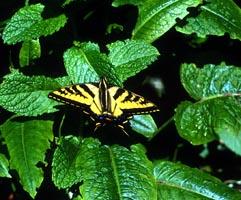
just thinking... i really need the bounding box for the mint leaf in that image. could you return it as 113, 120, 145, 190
2, 3, 67, 44
175, 64, 241, 154
175, 101, 217, 144
52, 136, 87, 188
131, 0, 201, 43
180, 63, 241, 100
0, 153, 11, 178
154, 160, 241, 200
53, 137, 157, 199
64, 42, 121, 86
0, 118, 54, 198
107, 40, 159, 82
213, 97, 241, 155
130, 115, 158, 139
19, 39, 41, 67
0, 70, 71, 116
176, 0, 241, 40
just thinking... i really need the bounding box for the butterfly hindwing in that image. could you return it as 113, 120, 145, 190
108, 86, 159, 116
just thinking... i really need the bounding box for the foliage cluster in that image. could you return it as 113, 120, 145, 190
0, 0, 240, 199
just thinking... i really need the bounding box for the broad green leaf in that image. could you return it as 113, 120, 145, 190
52, 136, 98, 188
131, 0, 201, 43
63, 42, 122, 86
107, 40, 159, 82
0, 153, 11, 178
130, 114, 158, 138
79, 142, 157, 200
175, 64, 241, 153
175, 101, 217, 145
176, 0, 241, 40
212, 97, 241, 155
180, 63, 241, 100
2, 3, 67, 44
53, 137, 157, 199
19, 39, 41, 67
154, 160, 241, 200
0, 70, 71, 116
0, 118, 54, 198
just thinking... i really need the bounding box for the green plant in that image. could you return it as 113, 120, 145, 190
0, 0, 241, 199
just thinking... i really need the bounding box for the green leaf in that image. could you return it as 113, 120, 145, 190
175, 101, 217, 145
212, 97, 241, 155
107, 39, 159, 82
130, 114, 158, 138
154, 160, 241, 200
180, 63, 241, 100
52, 137, 157, 199
0, 118, 54, 198
2, 3, 67, 44
175, 64, 241, 154
176, 0, 241, 40
63, 42, 122, 86
19, 39, 41, 67
52, 136, 92, 188
0, 153, 11, 178
0, 70, 71, 116
131, 0, 201, 43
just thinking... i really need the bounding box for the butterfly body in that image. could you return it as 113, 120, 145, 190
49, 77, 159, 131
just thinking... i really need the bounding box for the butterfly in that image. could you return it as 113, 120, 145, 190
48, 77, 159, 134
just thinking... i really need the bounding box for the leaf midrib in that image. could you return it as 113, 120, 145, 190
108, 147, 122, 200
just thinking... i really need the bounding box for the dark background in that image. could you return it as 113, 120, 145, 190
0, 0, 241, 199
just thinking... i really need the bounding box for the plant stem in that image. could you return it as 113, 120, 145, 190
149, 115, 174, 141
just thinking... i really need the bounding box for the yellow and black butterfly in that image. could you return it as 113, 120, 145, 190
48, 77, 159, 133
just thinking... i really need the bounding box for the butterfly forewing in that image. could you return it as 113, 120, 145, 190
108, 86, 159, 115
48, 83, 102, 114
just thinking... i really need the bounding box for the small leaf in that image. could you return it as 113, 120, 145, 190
0, 118, 54, 198
130, 114, 158, 138
154, 160, 241, 200
175, 63, 241, 153
64, 42, 121, 86
2, 3, 67, 44
107, 39, 159, 82
63, 42, 100, 84
0, 70, 71, 116
0, 153, 11, 178
19, 39, 41, 67
131, 0, 201, 43
176, 0, 241, 40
